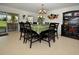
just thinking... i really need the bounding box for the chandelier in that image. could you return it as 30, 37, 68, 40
38, 4, 47, 14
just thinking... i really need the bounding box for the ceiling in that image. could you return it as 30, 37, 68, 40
0, 3, 79, 13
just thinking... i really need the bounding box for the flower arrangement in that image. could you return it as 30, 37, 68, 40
48, 14, 58, 19
38, 16, 44, 24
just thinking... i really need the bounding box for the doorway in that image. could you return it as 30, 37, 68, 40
7, 13, 19, 32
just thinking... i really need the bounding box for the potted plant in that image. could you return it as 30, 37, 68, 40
11, 15, 16, 23
11, 15, 16, 31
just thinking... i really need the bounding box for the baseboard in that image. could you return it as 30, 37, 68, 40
0, 33, 8, 36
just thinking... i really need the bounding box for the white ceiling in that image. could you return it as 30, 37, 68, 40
0, 3, 79, 13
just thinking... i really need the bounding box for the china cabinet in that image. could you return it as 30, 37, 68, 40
61, 10, 79, 39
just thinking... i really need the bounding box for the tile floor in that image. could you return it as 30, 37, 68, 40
0, 32, 79, 55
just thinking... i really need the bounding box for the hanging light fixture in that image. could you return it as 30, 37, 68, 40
38, 4, 47, 14
37, 4, 47, 24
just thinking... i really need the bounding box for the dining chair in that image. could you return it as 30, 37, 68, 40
39, 28, 55, 47
54, 23, 59, 39
19, 22, 24, 40
49, 23, 56, 41
49, 23, 59, 39
23, 21, 39, 48
23, 21, 31, 43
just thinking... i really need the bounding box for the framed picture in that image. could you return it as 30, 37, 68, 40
74, 12, 79, 16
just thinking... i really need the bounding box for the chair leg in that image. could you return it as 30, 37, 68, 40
39, 38, 41, 43
53, 36, 55, 43
56, 32, 59, 39
23, 33, 26, 43
20, 32, 22, 40
40, 39, 41, 43
25, 39, 27, 43
23, 38, 25, 43
57, 34, 59, 39
23, 38, 28, 43
48, 38, 51, 47
30, 38, 32, 48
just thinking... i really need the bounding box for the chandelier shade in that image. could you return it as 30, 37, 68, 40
38, 4, 47, 14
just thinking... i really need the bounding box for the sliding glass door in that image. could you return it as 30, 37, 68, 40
0, 12, 7, 34
0, 11, 19, 36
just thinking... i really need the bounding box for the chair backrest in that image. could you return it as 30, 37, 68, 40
24, 21, 31, 30
49, 23, 59, 30
49, 23, 55, 30
19, 22, 24, 32
54, 23, 59, 29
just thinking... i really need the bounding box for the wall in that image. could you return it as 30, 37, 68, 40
0, 5, 37, 31
0, 5, 37, 21
46, 5, 79, 35
0, 5, 79, 34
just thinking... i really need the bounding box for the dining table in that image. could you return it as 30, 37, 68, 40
32, 24, 49, 34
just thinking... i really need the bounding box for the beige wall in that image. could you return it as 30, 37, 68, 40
0, 5, 37, 22
0, 5, 37, 31
0, 5, 79, 34
46, 5, 79, 35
